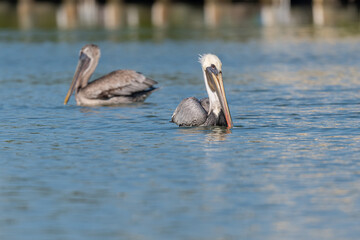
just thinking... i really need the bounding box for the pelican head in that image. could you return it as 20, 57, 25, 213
199, 54, 233, 128
64, 44, 101, 105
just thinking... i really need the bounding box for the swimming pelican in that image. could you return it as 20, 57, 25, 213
64, 44, 157, 106
171, 54, 233, 128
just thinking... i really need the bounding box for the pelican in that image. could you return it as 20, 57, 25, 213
64, 44, 157, 106
171, 54, 233, 128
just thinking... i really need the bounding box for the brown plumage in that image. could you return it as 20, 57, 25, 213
64, 44, 157, 106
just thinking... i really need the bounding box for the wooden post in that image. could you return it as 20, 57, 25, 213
17, 0, 34, 29
57, 0, 77, 29
152, 0, 170, 27
312, 0, 324, 26
104, 0, 124, 29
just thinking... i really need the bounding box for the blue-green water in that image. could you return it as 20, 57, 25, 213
1, 10, 360, 240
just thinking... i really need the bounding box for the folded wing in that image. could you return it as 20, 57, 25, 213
171, 97, 208, 127
82, 70, 157, 100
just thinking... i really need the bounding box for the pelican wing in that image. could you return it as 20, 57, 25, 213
82, 70, 157, 99
171, 97, 208, 127
200, 97, 209, 113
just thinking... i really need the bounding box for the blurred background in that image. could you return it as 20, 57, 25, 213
0, 0, 360, 37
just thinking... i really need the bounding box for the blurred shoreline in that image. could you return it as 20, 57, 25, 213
0, 0, 359, 30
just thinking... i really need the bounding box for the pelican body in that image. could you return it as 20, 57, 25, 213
64, 44, 157, 106
171, 54, 233, 128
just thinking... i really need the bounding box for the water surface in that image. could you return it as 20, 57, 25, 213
1, 4, 360, 240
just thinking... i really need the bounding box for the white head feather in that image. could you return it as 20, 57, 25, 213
199, 53, 224, 116
199, 54, 222, 71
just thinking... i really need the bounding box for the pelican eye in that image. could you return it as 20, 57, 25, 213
206, 65, 219, 76
79, 52, 87, 60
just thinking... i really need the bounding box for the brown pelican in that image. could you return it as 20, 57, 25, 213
64, 44, 157, 106
171, 54, 233, 128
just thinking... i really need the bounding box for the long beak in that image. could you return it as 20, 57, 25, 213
64, 52, 90, 105
206, 68, 233, 128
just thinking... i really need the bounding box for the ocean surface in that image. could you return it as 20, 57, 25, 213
1, 4, 360, 240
